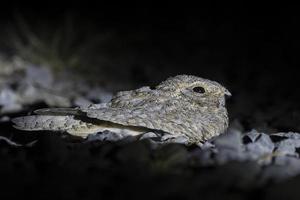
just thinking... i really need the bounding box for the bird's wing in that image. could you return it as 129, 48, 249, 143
82, 86, 173, 130
12, 115, 81, 131
11, 107, 103, 138
34, 108, 82, 116
82, 102, 202, 138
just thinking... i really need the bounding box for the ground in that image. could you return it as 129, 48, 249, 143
1, 6, 300, 199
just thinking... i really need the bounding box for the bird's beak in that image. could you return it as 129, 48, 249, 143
224, 89, 231, 97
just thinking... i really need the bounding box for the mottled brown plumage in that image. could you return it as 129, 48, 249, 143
12, 75, 231, 144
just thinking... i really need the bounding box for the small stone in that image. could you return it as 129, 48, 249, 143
244, 133, 274, 164
243, 129, 261, 143
161, 134, 189, 144
0, 87, 22, 113
0, 116, 10, 122
139, 132, 161, 140
274, 139, 300, 156
73, 97, 93, 107
25, 65, 53, 87
86, 130, 130, 142
211, 129, 246, 164
213, 129, 243, 151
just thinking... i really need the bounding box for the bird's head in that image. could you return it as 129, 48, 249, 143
156, 75, 231, 108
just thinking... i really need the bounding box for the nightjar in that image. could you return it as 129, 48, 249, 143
12, 75, 231, 144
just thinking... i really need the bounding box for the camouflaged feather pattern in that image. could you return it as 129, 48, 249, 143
12, 75, 231, 144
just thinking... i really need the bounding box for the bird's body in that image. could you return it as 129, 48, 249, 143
12, 75, 231, 144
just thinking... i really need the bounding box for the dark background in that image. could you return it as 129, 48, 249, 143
2, 4, 298, 132
1, 3, 300, 199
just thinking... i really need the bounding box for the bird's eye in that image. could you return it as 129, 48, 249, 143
192, 86, 205, 93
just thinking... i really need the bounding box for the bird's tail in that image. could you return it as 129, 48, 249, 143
11, 108, 81, 132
